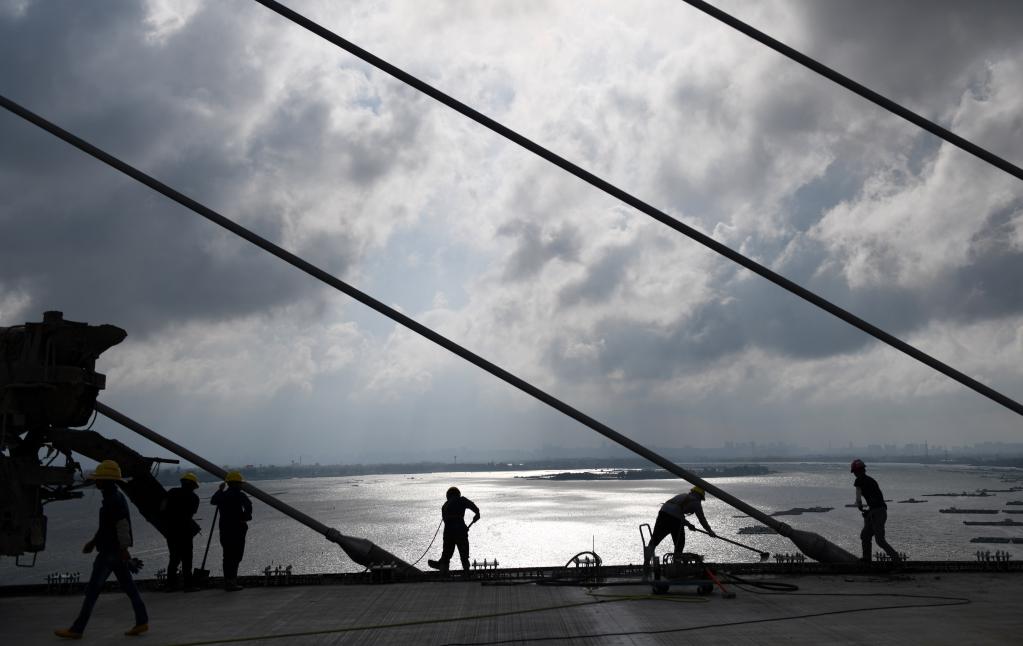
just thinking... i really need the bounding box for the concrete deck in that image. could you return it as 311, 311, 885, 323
3, 571, 1020, 645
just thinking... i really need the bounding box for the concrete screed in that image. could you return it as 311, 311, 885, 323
2, 572, 1020, 645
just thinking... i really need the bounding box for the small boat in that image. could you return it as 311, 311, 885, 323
963, 518, 1023, 526
769, 506, 834, 516
939, 507, 1000, 514
898, 498, 928, 503
737, 526, 777, 535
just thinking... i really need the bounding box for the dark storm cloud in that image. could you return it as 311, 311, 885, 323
0, 173, 313, 335
498, 219, 582, 281
544, 182, 1023, 382
0, 1, 423, 334
250, 83, 427, 187
791, 0, 1023, 107
940, 200, 1023, 322
557, 244, 633, 307
547, 209, 1023, 384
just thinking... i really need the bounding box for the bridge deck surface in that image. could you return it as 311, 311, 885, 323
3, 570, 1019, 645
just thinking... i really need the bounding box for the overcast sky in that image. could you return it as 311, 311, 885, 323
2, 0, 1021, 465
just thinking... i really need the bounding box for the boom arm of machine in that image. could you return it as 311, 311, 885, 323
1, 311, 173, 559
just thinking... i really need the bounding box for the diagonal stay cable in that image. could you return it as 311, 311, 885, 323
0, 92, 833, 551
247, 0, 1023, 417
680, 0, 1023, 183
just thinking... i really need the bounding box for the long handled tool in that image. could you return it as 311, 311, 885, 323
691, 527, 770, 561
192, 506, 219, 586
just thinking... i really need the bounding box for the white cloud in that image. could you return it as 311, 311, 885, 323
106, 303, 364, 400
143, 0, 203, 43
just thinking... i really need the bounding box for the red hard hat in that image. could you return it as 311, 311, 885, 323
850, 459, 866, 473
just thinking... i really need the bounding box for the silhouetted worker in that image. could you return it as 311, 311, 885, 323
645, 485, 715, 565
427, 486, 480, 575
210, 470, 252, 591
161, 471, 201, 591
55, 460, 149, 639
851, 459, 900, 563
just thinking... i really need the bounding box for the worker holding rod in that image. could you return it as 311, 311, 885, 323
428, 486, 480, 576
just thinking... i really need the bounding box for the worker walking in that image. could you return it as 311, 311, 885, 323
55, 460, 149, 639
210, 470, 252, 591
645, 485, 715, 565
427, 486, 480, 575
161, 471, 201, 591
851, 459, 900, 563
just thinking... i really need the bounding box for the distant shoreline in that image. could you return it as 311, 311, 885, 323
516, 465, 771, 480
155, 459, 778, 485
154, 456, 1022, 485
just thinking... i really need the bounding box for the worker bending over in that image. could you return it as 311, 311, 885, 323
851, 459, 900, 563
645, 485, 715, 565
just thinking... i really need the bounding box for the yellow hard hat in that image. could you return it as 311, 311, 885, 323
180, 472, 199, 485
690, 485, 705, 497
89, 460, 124, 481
225, 471, 244, 483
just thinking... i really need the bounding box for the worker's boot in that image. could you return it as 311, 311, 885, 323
225, 578, 244, 592
124, 624, 149, 636
162, 572, 178, 592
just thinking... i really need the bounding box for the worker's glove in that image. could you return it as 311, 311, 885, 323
127, 558, 144, 574
685, 522, 697, 531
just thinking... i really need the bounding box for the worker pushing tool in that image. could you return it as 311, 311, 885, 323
851, 459, 901, 563
645, 485, 715, 565
428, 486, 480, 576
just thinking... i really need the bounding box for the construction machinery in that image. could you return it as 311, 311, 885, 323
0, 311, 174, 562
1, 311, 413, 572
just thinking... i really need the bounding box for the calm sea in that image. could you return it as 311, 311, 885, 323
3, 463, 1021, 586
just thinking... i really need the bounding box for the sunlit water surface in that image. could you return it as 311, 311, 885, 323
3, 463, 1020, 585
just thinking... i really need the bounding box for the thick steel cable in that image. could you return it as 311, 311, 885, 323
680, 0, 1023, 183
0, 94, 864, 562
0, 93, 760, 510
246, 0, 1023, 418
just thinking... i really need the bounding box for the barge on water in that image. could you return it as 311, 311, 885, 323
939, 507, 1000, 514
